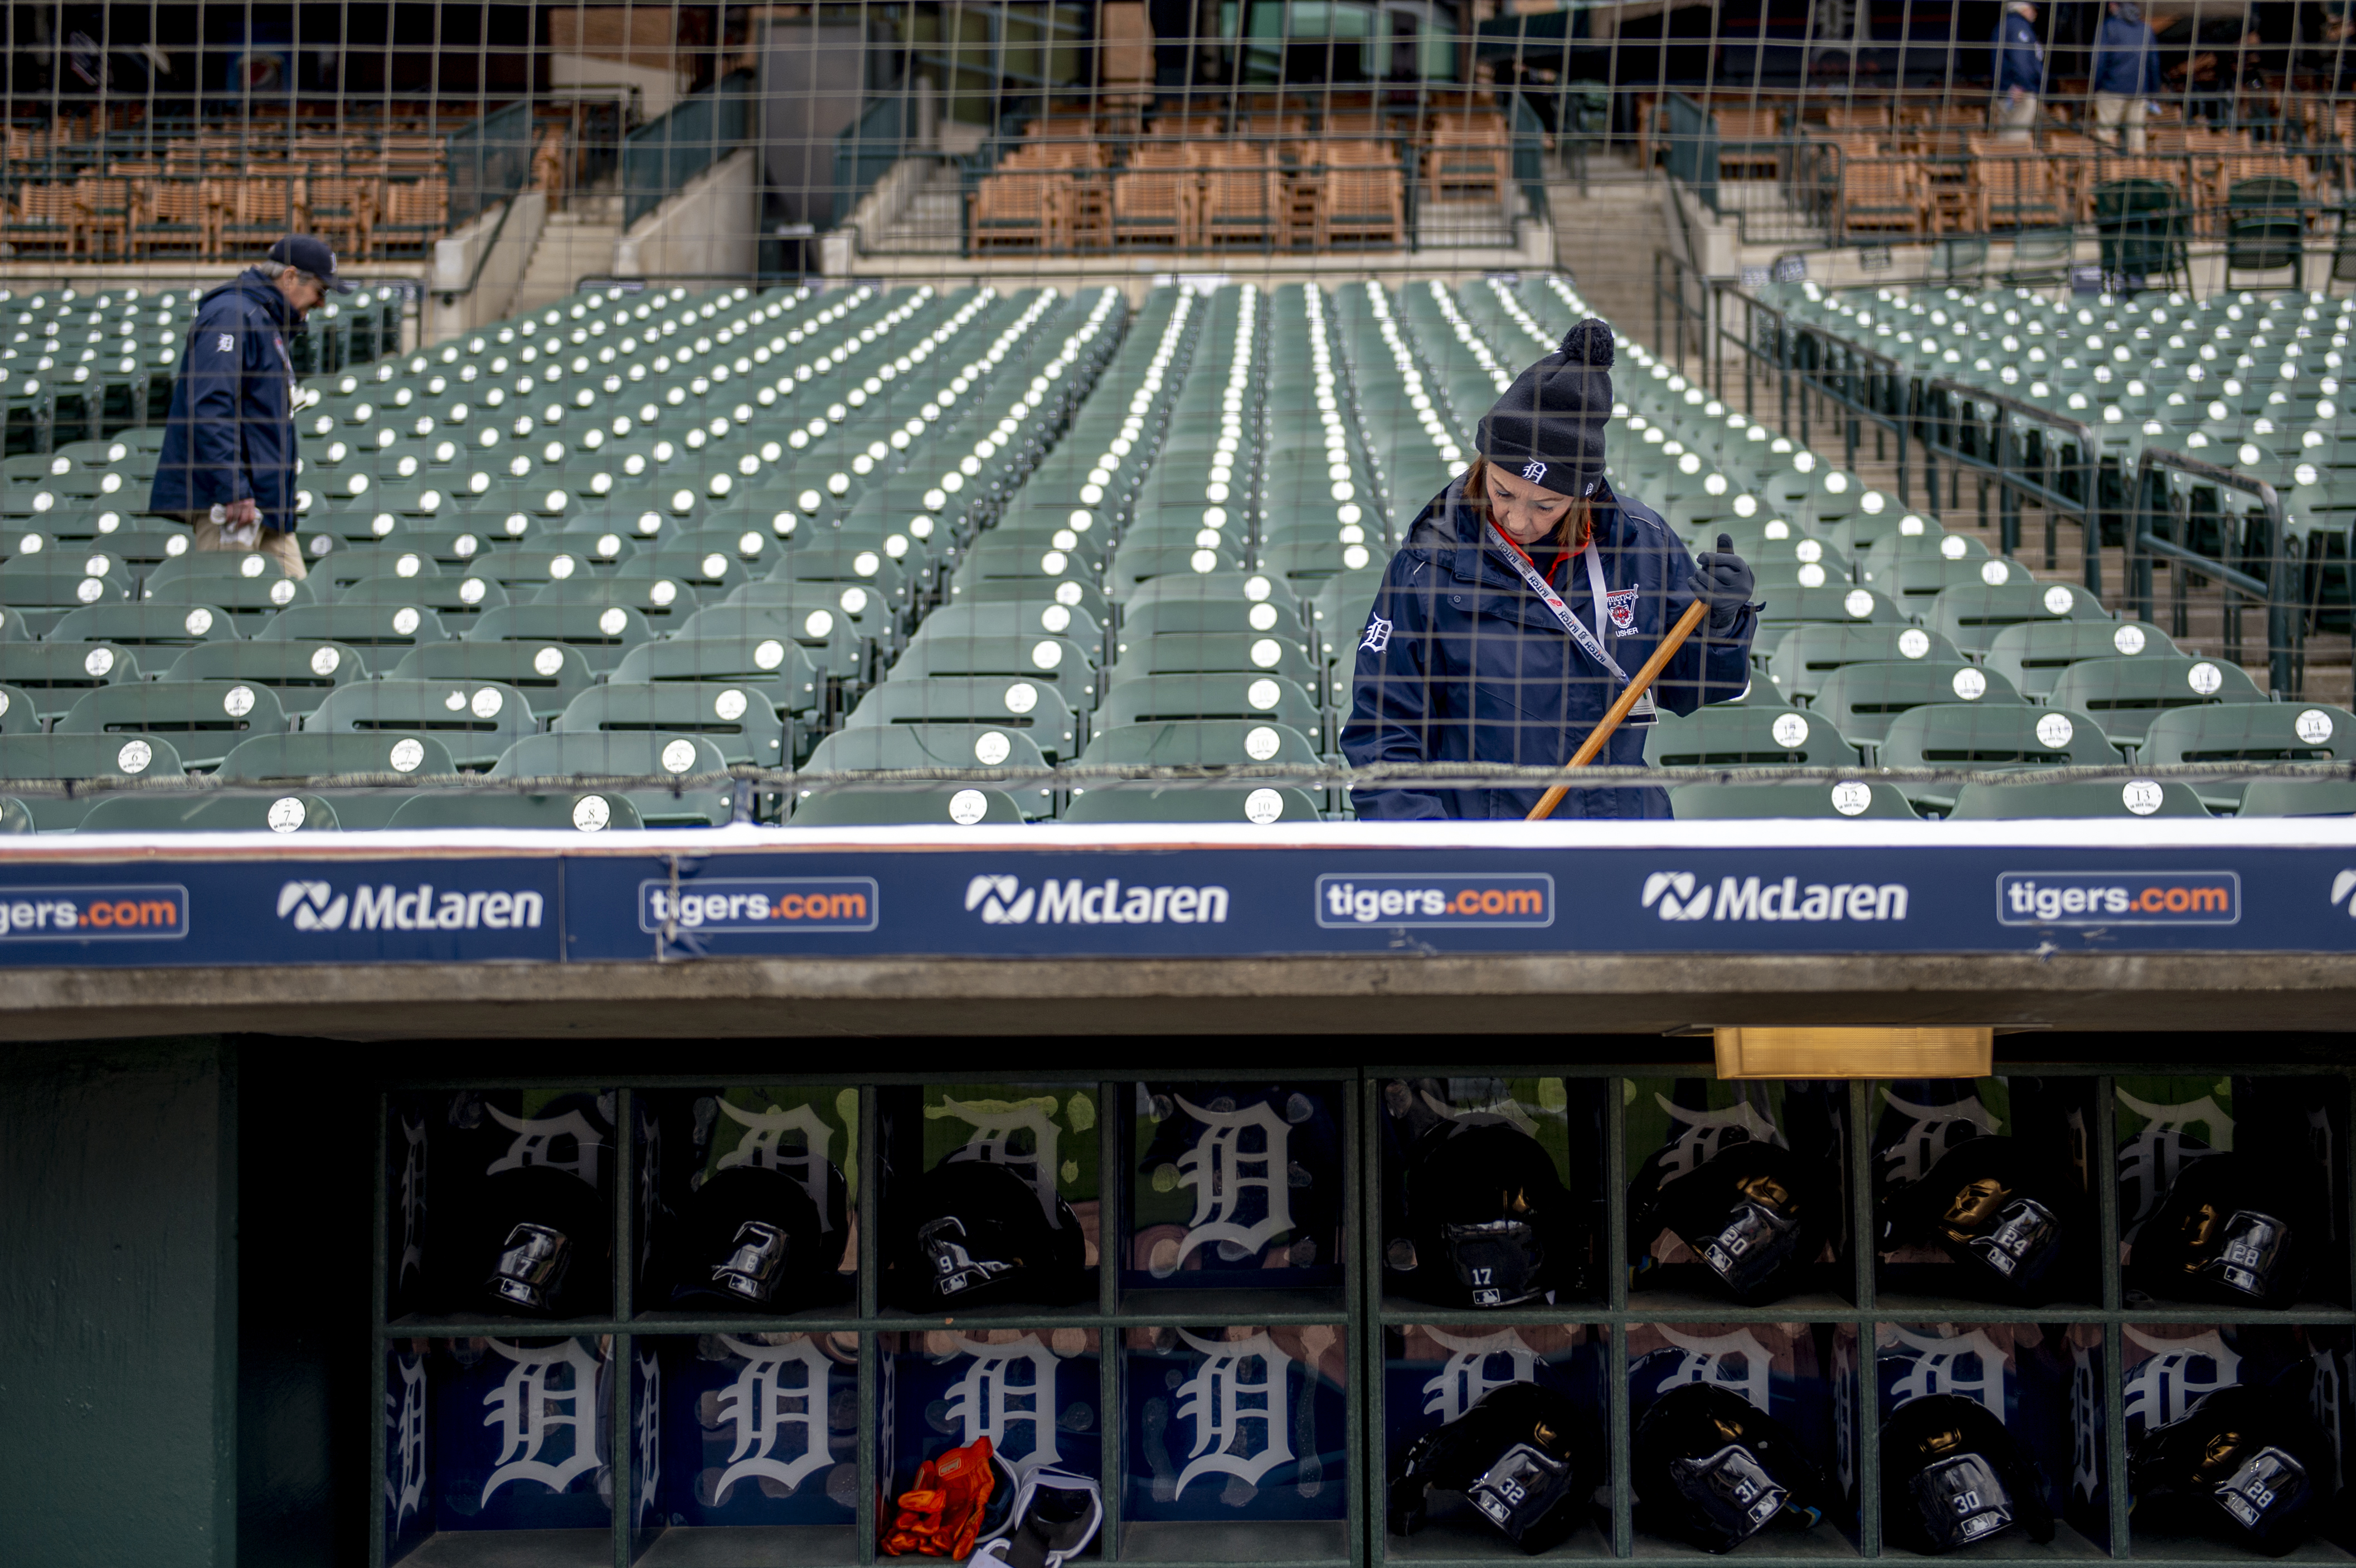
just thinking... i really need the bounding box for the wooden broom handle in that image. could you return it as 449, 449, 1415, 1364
1525, 598, 1711, 822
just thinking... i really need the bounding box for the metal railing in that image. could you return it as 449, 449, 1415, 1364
1920, 378, 2104, 596
1647, 263, 2309, 693
832, 94, 910, 229
622, 70, 755, 229
445, 98, 535, 227
1649, 122, 2350, 252
2132, 447, 2303, 694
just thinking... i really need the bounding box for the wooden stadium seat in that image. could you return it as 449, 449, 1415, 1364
1838, 154, 1924, 235
1113, 141, 1200, 250
969, 169, 1072, 253
1305, 140, 1404, 250
1201, 143, 1278, 250
3, 183, 78, 256
1422, 120, 1510, 203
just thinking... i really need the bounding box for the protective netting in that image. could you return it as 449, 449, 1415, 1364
1, 7, 2351, 831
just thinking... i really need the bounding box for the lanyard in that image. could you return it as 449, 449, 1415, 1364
1485, 522, 1657, 724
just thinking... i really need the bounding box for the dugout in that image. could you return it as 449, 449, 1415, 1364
9, 1024, 2356, 1568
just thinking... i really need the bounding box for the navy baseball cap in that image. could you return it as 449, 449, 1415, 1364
268, 234, 355, 293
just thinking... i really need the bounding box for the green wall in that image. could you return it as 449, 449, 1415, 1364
0, 1038, 235, 1568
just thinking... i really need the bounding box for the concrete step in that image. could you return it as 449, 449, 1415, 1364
509, 219, 624, 314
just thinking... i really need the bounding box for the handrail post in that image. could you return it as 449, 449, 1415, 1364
2080, 430, 2102, 599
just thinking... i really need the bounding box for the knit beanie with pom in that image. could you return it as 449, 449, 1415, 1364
1478, 318, 1615, 499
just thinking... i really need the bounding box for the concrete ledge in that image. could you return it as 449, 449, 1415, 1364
5, 951, 2354, 1040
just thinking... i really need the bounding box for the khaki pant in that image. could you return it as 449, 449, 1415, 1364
1993, 90, 2039, 142
186, 517, 308, 580
2095, 93, 2146, 153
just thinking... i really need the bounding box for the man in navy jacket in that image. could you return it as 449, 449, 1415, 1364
1340, 320, 1757, 822
1993, 1, 2046, 140
147, 234, 351, 579
2092, 1, 2163, 152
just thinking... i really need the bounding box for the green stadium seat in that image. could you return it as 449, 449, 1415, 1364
0, 561, 131, 634
0, 794, 29, 832
1083, 717, 1324, 770
259, 601, 452, 652
1668, 779, 1921, 819
533, 575, 702, 632
1106, 631, 1321, 693
0, 732, 188, 829
305, 679, 536, 769
317, 544, 441, 596
473, 545, 599, 593
891, 634, 1097, 713
765, 541, 913, 613
556, 681, 790, 765
385, 789, 644, 832
492, 732, 736, 828
1813, 659, 2025, 749
1129, 570, 1304, 617
139, 568, 317, 632
789, 785, 1026, 826
1925, 579, 2110, 658
160, 640, 367, 718
844, 676, 1082, 763
2044, 655, 2267, 750
50, 601, 242, 648
1945, 778, 2212, 818
2138, 702, 2356, 810
1874, 703, 2123, 813
82, 527, 195, 569
338, 572, 508, 628
1984, 619, 2178, 701
1108, 543, 1247, 601
1857, 528, 1989, 590
1095, 673, 1325, 745
1763, 623, 1963, 705
988, 522, 1111, 572
218, 731, 460, 829
0, 641, 139, 718
914, 599, 1105, 653
948, 572, 1115, 628
391, 640, 595, 721
1062, 783, 1323, 824
1755, 583, 1906, 629
2237, 778, 2356, 816
0, 682, 35, 733
467, 603, 653, 673
1644, 703, 1864, 768
77, 790, 341, 834
615, 547, 751, 595
801, 725, 1055, 819
611, 634, 823, 721
56, 679, 286, 771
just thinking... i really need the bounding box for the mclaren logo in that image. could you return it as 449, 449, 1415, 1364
1642, 871, 1909, 923
967, 875, 1036, 925
277, 878, 546, 931
279, 880, 349, 930
965, 874, 1229, 925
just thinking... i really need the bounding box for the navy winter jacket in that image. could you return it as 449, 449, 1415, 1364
148, 268, 301, 535
2092, 12, 2161, 95
1340, 474, 1757, 821
1994, 11, 2047, 95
